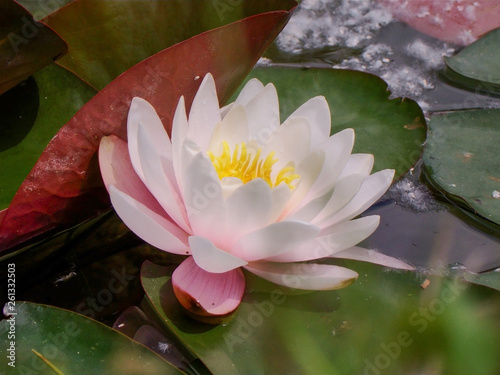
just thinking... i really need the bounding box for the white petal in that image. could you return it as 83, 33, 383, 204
244, 83, 280, 142
245, 262, 358, 290
269, 183, 292, 222
137, 125, 190, 232
304, 128, 354, 201
263, 117, 311, 176
127, 97, 171, 181
338, 153, 374, 180
286, 96, 331, 148
313, 173, 365, 225
232, 221, 320, 261
189, 236, 247, 273
282, 150, 325, 217
187, 73, 221, 151
109, 185, 189, 254
286, 191, 332, 222
220, 177, 244, 198
225, 179, 273, 244
332, 246, 415, 270
268, 216, 380, 262
207, 104, 249, 154
318, 169, 395, 228
183, 153, 226, 245
171, 96, 189, 191
235, 78, 265, 106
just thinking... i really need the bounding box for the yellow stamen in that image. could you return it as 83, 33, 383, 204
208, 141, 300, 189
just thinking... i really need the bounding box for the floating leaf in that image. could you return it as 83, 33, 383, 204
43, 0, 297, 90
141, 260, 500, 375
444, 28, 500, 95
0, 302, 185, 374
0, 0, 68, 94
231, 67, 426, 178
0, 63, 96, 210
463, 270, 500, 292
423, 109, 500, 227
0, 9, 294, 252
379, 0, 500, 46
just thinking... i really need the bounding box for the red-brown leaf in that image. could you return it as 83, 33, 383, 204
0, 8, 295, 252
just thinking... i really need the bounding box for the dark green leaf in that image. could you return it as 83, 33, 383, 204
445, 28, 500, 95
0, 302, 185, 374
0, 0, 68, 94
0, 63, 96, 210
423, 109, 500, 226
44, 0, 296, 90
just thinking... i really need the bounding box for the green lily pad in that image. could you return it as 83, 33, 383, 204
231, 67, 426, 178
0, 63, 96, 210
0, 301, 185, 374
463, 270, 500, 292
141, 260, 500, 375
423, 109, 500, 227
445, 28, 500, 95
43, 0, 296, 90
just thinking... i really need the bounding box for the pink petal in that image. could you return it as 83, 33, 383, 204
332, 246, 415, 271
171, 96, 189, 192
127, 97, 172, 182
189, 236, 247, 273
232, 221, 320, 261
99, 135, 164, 216
172, 257, 245, 319
245, 262, 358, 290
182, 153, 226, 245
187, 73, 221, 151
136, 125, 190, 232
109, 184, 189, 254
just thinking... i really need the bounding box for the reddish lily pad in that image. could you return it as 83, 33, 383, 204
0, 0, 68, 95
0, 9, 294, 253
43, 0, 297, 90
378, 0, 500, 45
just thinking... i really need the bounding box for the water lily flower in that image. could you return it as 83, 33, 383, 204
99, 73, 407, 320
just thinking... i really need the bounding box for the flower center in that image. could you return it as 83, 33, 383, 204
207, 141, 300, 189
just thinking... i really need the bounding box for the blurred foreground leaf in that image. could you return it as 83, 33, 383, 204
0, 302, 185, 374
